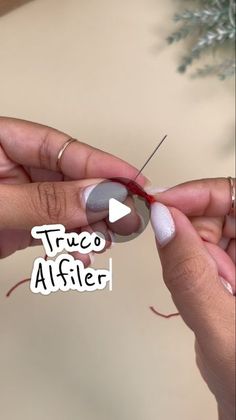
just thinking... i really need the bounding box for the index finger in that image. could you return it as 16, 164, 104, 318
153, 178, 235, 217
0, 117, 146, 185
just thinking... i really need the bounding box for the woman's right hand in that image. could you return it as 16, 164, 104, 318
150, 178, 235, 420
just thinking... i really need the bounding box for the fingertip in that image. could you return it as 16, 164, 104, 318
150, 202, 176, 247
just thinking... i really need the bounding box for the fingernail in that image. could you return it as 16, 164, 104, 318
83, 182, 128, 212
220, 278, 234, 295
150, 202, 175, 246
144, 186, 170, 194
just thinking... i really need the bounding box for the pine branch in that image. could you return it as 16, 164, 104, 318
174, 8, 225, 26
193, 59, 235, 78
193, 25, 235, 51
167, 25, 194, 44
178, 51, 201, 73
167, 0, 236, 79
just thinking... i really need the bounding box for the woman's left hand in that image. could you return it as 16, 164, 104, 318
0, 117, 146, 259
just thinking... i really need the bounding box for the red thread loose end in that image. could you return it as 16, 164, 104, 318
6, 278, 30, 298
126, 181, 179, 321
6, 254, 48, 298
150, 306, 180, 319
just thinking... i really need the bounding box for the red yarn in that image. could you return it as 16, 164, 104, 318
150, 306, 180, 319
109, 178, 156, 205
6, 278, 30, 298
6, 255, 48, 298
126, 181, 180, 320
126, 180, 156, 204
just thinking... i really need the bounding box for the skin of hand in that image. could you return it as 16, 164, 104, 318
1, 121, 234, 417
150, 178, 235, 420
0, 117, 147, 261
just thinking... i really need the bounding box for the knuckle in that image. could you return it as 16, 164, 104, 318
163, 253, 209, 293
38, 130, 52, 169
34, 182, 67, 223
83, 149, 94, 178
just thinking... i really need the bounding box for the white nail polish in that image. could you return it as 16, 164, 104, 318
221, 278, 234, 295
150, 203, 175, 246
144, 186, 169, 194
83, 184, 97, 206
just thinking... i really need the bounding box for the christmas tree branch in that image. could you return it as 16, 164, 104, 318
167, 0, 236, 79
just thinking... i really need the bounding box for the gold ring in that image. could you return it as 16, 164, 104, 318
57, 138, 77, 171
228, 176, 235, 216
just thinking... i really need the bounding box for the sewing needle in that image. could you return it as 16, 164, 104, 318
134, 134, 167, 181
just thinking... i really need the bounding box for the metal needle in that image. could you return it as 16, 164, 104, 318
134, 134, 167, 181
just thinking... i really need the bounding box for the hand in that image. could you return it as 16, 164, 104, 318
0, 117, 146, 259
150, 178, 235, 420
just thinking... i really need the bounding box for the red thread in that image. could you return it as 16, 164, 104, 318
6, 278, 30, 298
126, 180, 156, 204
150, 306, 180, 319
125, 181, 180, 320
110, 178, 156, 205
6, 255, 48, 298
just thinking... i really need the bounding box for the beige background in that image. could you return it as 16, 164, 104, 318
0, 0, 32, 17
0, 1, 235, 419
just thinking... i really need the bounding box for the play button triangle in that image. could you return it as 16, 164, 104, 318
109, 198, 131, 223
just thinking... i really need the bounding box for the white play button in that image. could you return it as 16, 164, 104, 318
109, 198, 131, 223
85, 178, 150, 243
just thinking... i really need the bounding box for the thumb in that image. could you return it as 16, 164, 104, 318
0, 180, 127, 230
150, 203, 233, 338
